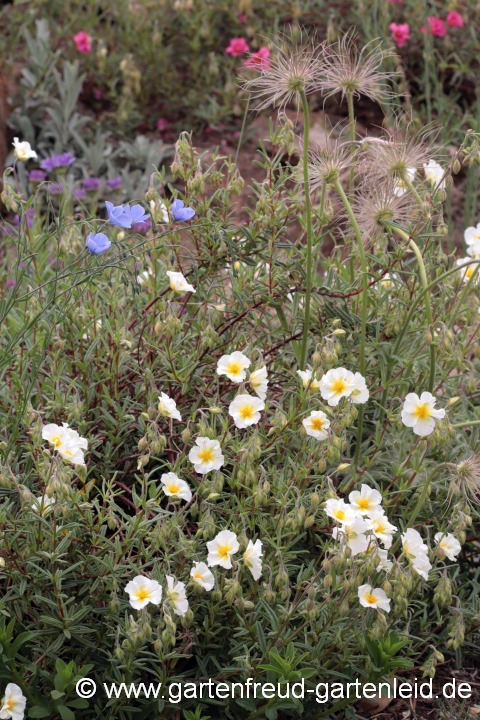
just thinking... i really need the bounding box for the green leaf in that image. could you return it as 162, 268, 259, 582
51, 690, 65, 700
57, 704, 75, 720
28, 707, 51, 718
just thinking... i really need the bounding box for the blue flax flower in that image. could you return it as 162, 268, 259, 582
41, 152, 76, 171
105, 201, 149, 229
87, 232, 111, 254
172, 199, 195, 222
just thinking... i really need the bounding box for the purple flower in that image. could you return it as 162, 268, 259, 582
87, 232, 111, 254
74, 188, 86, 199
107, 176, 122, 189
14, 208, 36, 227
132, 219, 152, 234
105, 201, 149, 229
172, 199, 195, 222
41, 152, 76, 171
28, 169, 46, 182
48, 183, 64, 194
83, 177, 100, 191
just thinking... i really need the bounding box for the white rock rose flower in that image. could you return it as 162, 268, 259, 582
125, 576, 163, 609
302, 410, 330, 440
365, 510, 397, 549
324, 498, 358, 526
434, 532, 461, 561
166, 270, 196, 294
297, 367, 320, 390
158, 392, 182, 421
0, 683, 27, 720
401, 391, 445, 436
243, 539, 263, 580
402, 528, 432, 580
207, 530, 239, 569
319, 367, 355, 406
188, 437, 224, 474
456, 257, 479, 284
166, 575, 189, 616
229, 393, 264, 429
348, 484, 382, 516
464, 222, 480, 258
249, 366, 268, 400
161, 472, 192, 502
31, 495, 55, 515
217, 351, 251, 382
13, 137, 37, 161
332, 516, 369, 556
350, 372, 369, 404
393, 167, 416, 197
423, 159, 445, 189
190, 562, 215, 591
358, 584, 391, 612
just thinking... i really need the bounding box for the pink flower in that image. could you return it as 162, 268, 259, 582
156, 118, 169, 132
73, 31, 92, 54
243, 47, 270, 69
420, 17, 446, 36
238, 14, 246, 23
389, 23, 410, 48
447, 10, 464, 27
225, 38, 249, 56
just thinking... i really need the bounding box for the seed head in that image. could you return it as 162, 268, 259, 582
297, 134, 353, 190
241, 30, 325, 110
319, 31, 399, 104
450, 456, 480, 505
353, 178, 416, 240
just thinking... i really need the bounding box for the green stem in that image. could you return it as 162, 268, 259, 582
334, 179, 368, 466
447, 258, 480, 329
347, 91, 356, 195
299, 90, 314, 370
452, 420, 480, 428
401, 172, 423, 207
235, 96, 250, 165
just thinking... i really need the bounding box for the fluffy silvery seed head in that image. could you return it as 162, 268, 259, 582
353, 178, 415, 240
241, 31, 325, 110
297, 135, 353, 190
360, 120, 441, 182
318, 31, 399, 104
450, 456, 480, 505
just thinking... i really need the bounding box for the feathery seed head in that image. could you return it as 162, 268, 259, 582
353, 178, 416, 240
450, 456, 480, 505
297, 135, 353, 190
241, 30, 325, 110
319, 31, 399, 104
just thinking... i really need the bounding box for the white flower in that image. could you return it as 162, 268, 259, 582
13, 137, 37, 161
464, 223, 480, 258
188, 437, 224, 475
423, 159, 445, 189
166, 270, 196, 294
365, 510, 397, 549
0, 683, 27, 720
58, 444, 86, 466
124, 576, 163, 610
229, 394, 264, 429
394, 167, 416, 197
60, 422, 88, 449
332, 516, 369, 556
207, 530, 239, 569
158, 392, 182, 421
434, 532, 461, 561
358, 584, 391, 612
137, 268, 153, 285
401, 391, 445, 437
31, 495, 55, 515
350, 372, 369, 404
378, 272, 396, 289
150, 198, 169, 223
319, 367, 355, 406
217, 351, 251, 382
297, 367, 320, 390
190, 562, 215, 591
372, 547, 393, 572
287, 288, 304, 308
243, 539, 263, 580
402, 528, 432, 580
456, 257, 479, 285
166, 575, 189, 616
42, 423, 87, 465
161, 472, 192, 502
348, 484, 382, 516
249, 366, 268, 400
324, 498, 358, 525
302, 410, 330, 440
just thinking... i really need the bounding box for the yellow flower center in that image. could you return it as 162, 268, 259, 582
334, 509, 345, 521
250, 376, 260, 387
375, 522, 385, 534
199, 448, 213, 463
64, 449, 73, 456
51, 435, 62, 448
7, 699, 15, 709
439, 541, 448, 549
311, 418, 324, 431
239, 404, 253, 420
170, 280, 177, 291
364, 593, 377, 605
195, 572, 203, 579
357, 498, 370, 510
168, 590, 179, 603
135, 588, 150, 601
466, 267, 474, 278
414, 403, 430, 420
332, 379, 346, 394
218, 544, 232, 559
167, 483, 180, 494
227, 362, 242, 377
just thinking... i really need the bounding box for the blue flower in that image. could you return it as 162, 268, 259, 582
172, 199, 195, 222
87, 232, 111, 254
105, 201, 149, 229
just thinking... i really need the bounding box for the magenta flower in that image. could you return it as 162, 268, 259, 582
420, 17, 446, 36
447, 10, 464, 27
244, 47, 270, 69
73, 31, 92, 54
156, 118, 169, 132
389, 23, 410, 48
225, 38, 249, 57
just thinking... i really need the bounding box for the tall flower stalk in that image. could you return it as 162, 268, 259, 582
299, 90, 314, 370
